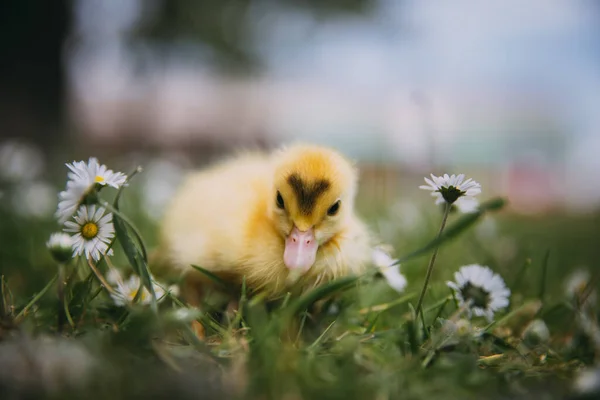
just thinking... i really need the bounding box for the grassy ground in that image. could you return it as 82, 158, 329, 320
1, 163, 599, 400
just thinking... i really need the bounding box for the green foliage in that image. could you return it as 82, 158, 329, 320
1, 168, 599, 400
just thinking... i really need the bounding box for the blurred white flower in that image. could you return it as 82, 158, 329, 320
55, 158, 127, 223
522, 319, 550, 347
167, 284, 180, 297
475, 217, 498, 240
110, 274, 167, 306
0, 141, 44, 182
64, 205, 114, 261
391, 200, 423, 230
420, 173, 481, 207
140, 158, 185, 220
167, 307, 202, 323
435, 318, 483, 348
453, 196, 480, 214
574, 367, 600, 395
372, 246, 407, 293
566, 269, 597, 308
107, 267, 175, 305
46, 232, 74, 263
12, 181, 55, 218
441, 318, 481, 337
447, 264, 510, 322
106, 267, 123, 285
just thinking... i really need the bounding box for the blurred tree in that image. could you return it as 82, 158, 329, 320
133, 0, 377, 73
0, 0, 376, 151
0, 0, 71, 149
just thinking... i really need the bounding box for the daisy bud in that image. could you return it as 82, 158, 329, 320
46, 233, 73, 263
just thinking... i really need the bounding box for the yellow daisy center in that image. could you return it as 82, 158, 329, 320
128, 289, 148, 302
81, 222, 99, 239
95, 175, 105, 183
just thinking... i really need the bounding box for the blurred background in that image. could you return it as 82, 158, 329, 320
1, 0, 600, 297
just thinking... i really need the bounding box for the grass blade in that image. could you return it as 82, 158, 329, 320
394, 197, 506, 264
307, 320, 336, 352
539, 250, 550, 302
113, 214, 156, 308
285, 276, 358, 317
190, 264, 232, 293
358, 292, 417, 314
103, 201, 148, 262
112, 210, 156, 311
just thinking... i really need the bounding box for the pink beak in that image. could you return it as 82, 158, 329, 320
283, 226, 317, 272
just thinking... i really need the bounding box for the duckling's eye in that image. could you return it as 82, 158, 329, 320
276, 191, 285, 209
327, 200, 341, 216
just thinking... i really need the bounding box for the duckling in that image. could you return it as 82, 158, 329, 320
155, 144, 373, 305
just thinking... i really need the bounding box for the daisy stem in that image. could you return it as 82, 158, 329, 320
415, 202, 451, 321
57, 263, 66, 332
87, 256, 116, 295
63, 294, 75, 329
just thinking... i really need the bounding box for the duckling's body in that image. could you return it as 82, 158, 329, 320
157, 145, 373, 298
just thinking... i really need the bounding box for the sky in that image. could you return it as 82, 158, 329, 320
67, 0, 600, 206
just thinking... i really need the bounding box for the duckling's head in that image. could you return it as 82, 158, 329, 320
270, 145, 358, 273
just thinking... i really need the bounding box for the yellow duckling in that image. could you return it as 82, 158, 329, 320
154, 144, 373, 306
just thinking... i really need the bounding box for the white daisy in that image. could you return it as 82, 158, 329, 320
447, 264, 510, 322
420, 173, 481, 206
46, 232, 74, 263
55, 181, 89, 224
64, 205, 114, 261
110, 274, 167, 306
372, 246, 407, 293
66, 157, 127, 189
55, 158, 127, 223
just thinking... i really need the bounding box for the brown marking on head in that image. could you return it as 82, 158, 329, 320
287, 173, 330, 215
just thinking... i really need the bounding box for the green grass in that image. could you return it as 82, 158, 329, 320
1, 173, 599, 399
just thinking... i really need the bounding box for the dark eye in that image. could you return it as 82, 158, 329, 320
327, 200, 341, 216
276, 191, 285, 209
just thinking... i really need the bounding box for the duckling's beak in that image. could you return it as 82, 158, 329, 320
284, 226, 317, 272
